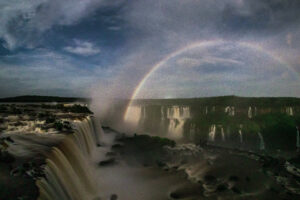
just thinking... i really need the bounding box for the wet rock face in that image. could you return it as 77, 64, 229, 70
98, 158, 116, 166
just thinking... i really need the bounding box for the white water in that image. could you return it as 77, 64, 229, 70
248, 107, 252, 118
221, 126, 225, 141
160, 106, 165, 120
208, 124, 216, 142
286, 107, 294, 116
36, 117, 102, 200
225, 106, 235, 116
167, 106, 190, 119
238, 125, 243, 144
167, 106, 190, 139
257, 132, 265, 150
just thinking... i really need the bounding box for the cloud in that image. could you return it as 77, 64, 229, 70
0, 0, 123, 50
108, 26, 121, 31
64, 40, 100, 56
0, 49, 105, 97
176, 56, 243, 68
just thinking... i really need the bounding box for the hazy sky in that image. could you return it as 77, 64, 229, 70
1, 0, 300, 98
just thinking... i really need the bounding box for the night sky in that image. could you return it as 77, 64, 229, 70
1, 0, 300, 98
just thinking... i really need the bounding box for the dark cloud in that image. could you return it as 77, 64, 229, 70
221, 0, 300, 34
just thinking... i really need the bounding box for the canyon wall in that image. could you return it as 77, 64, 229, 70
123, 96, 300, 152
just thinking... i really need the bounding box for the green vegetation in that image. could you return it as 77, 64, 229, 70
133, 95, 300, 107
254, 113, 297, 150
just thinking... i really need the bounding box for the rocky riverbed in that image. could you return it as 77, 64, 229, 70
97, 130, 300, 200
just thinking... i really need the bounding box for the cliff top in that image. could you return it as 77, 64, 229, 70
133, 96, 300, 107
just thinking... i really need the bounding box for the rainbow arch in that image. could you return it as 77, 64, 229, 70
124, 40, 298, 120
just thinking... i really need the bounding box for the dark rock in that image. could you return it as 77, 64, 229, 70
217, 184, 227, 192
0, 151, 15, 163
156, 160, 166, 167
245, 176, 251, 182
231, 187, 241, 194
98, 158, 115, 166
10, 167, 23, 177
170, 192, 180, 199
228, 175, 239, 182
204, 175, 217, 184
110, 194, 118, 200
106, 152, 116, 157
5, 137, 14, 143
112, 143, 123, 149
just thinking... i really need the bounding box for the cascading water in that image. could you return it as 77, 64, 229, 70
167, 106, 190, 138
208, 124, 216, 142
257, 132, 265, 150
238, 125, 243, 144
225, 106, 235, 116
248, 107, 252, 118
286, 107, 294, 116
221, 126, 225, 141
36, 117, 102, 200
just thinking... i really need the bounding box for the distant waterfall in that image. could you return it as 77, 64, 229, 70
296, 127, 300, 149
167, 106, 190, 138
286, 107, 294, 116
225, 106, 235, 116
208, 124, 216, 142
248, 107, 252, 119
238, 125, 243, 144
257, 132, 265, 150
221, 126, 225, 141
36, 117, 102, 200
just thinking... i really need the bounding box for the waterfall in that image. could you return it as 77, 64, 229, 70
296, 126, 300, 149
161, 106, 165, 120
167, 106, 190, 138
221, 126, 225, 141
208, 124, 216, 142
36, 117, 102, 200
248, 107, 252, 118
181, 106, 191, 118
257, 132, 265, 150
238, 125, 243, 144
286, 107, 294, 116
225, 106, 235, 116
168, 119, 185, 139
